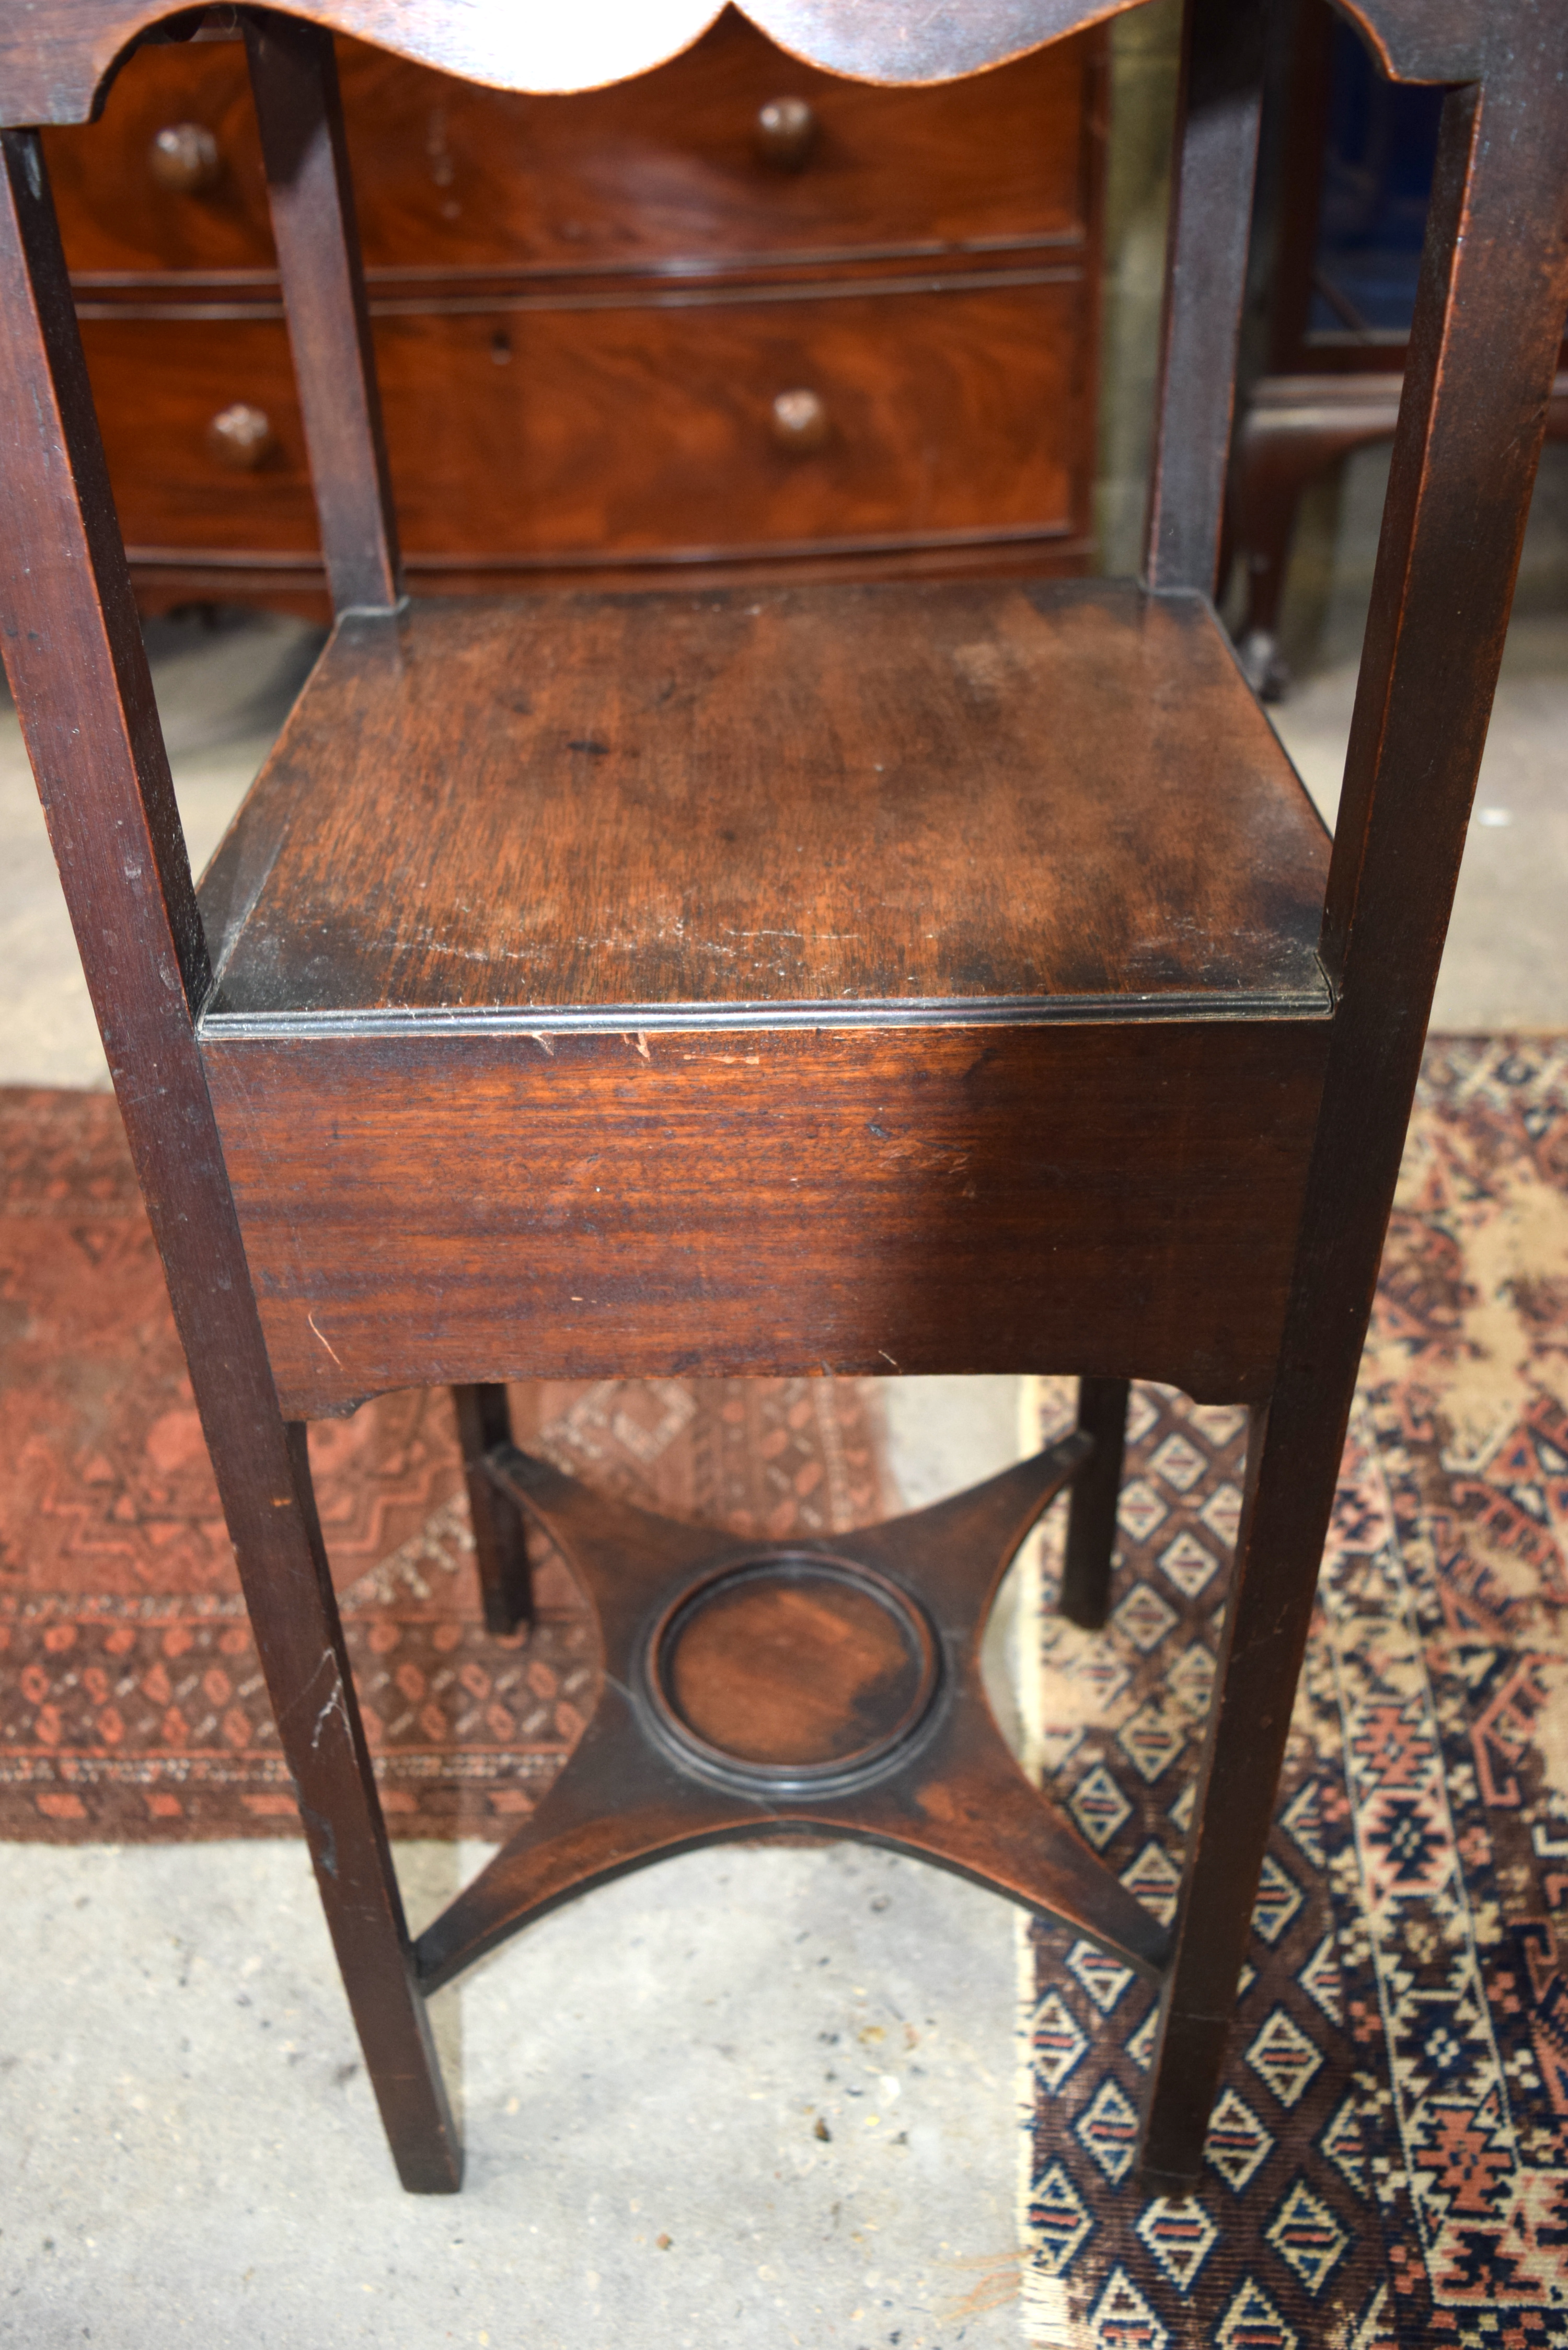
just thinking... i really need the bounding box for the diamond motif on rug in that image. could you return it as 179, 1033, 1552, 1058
1157, 1529, 1219, 1598
1125, 2009, 1158, 2071
1297, 1932, 1343, 2028
1066, 1940, 1136, 2015
1044, 1626, 1132, 1712
1113, 1582, 1179, 1652
1318, 2091, 1368, 2194
1251, 1854, 1305, 1946
1266, 2174, 1349, 2295
1135, 2197, 1218, 2295
1119, 1840, 1182, 1927
1280, 1780, 1326, 1869
1076, 2076, 1141, 2184
1031, 1989, 1089, 2094
1089, 2264, 1169, 2349
1124, 1389, 1161, 1447
1071, 1764, 1133, 1850
1029, 2158, 1094, 2276
1198, 1481, 1244, 1545
1205, 2088, 1275, 2191
1148, 1432, 1207, 1493
1117, 1479, 1170, 1542
1214, 2275, 1297, 2349
1117, 1696, 1187, 1783
1187, 1404, 1248, 1448
1246, 2007, 1324, 2108
1166, 1639, 1215, 1718
1147, 1419, 1213, 1494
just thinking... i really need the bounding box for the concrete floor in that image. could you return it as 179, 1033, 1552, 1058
1264, 441, 1568, 1033
2, 457, 1565, 2343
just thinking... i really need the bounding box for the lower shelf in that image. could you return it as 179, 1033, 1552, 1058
413, 1437, 1172, 1995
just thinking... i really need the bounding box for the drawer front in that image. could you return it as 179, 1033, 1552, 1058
202, 1019, 1331, 1420
83, 277, 1091, 565
48, 19, 1099, 280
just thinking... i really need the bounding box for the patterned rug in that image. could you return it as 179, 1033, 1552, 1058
1017, 1034, 1568, 2348
0, 1086, 888, 1840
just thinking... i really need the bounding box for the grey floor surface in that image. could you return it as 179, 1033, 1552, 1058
2, 462, 1565, 2345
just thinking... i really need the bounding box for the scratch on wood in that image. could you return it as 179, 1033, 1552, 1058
311, 1675, 351, 1753
307, 1309, 343, 1366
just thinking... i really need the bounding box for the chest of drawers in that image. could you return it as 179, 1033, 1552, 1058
45, 11, 1104, 615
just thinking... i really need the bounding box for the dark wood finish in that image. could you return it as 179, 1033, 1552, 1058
1059, 1375, 1128, 1629
80, 527, 1101, 627
661, 1564, 933, 1767
245, 10, 399, 613
450, 1383, 532, 1634
1143, 27, 1568, 2187
0, 121, 458, 2193
0, 0, 1473, 130
200, 1017, 1330, 1416
1144, 0, 1264, 594
193, 583, 1329, 1019
191, 577, 1332, 1420
5, 0, 1561, 2205
413, 1438, 1171, 1992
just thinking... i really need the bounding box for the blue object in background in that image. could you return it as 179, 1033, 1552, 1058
1309, 19, 1444, 340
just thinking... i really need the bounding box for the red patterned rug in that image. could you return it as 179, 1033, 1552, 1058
1018, 1036, 1568, 2349
0, 1085, 887, 1840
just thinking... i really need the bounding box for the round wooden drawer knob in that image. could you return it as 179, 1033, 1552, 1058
205, 402, 274, 470
148, 122, 221, 194
753, 97, 818, 170
770, 387, 830, 455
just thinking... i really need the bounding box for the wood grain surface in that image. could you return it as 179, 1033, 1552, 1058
1143, 0, 1262, 596
77, 275, 1091, 566
246, 11, 401, 613
199, 1017, 1330, 1416
45, 17, 1097, 279
661, 1563, 929, 1767
1140, 19, 1568, 2183
197, 579, 1329, 1021
0, 0, 1458, 131
41, 11, 1102, 615
0, 121, 462, 2190
413, 1439, 1171, 1993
